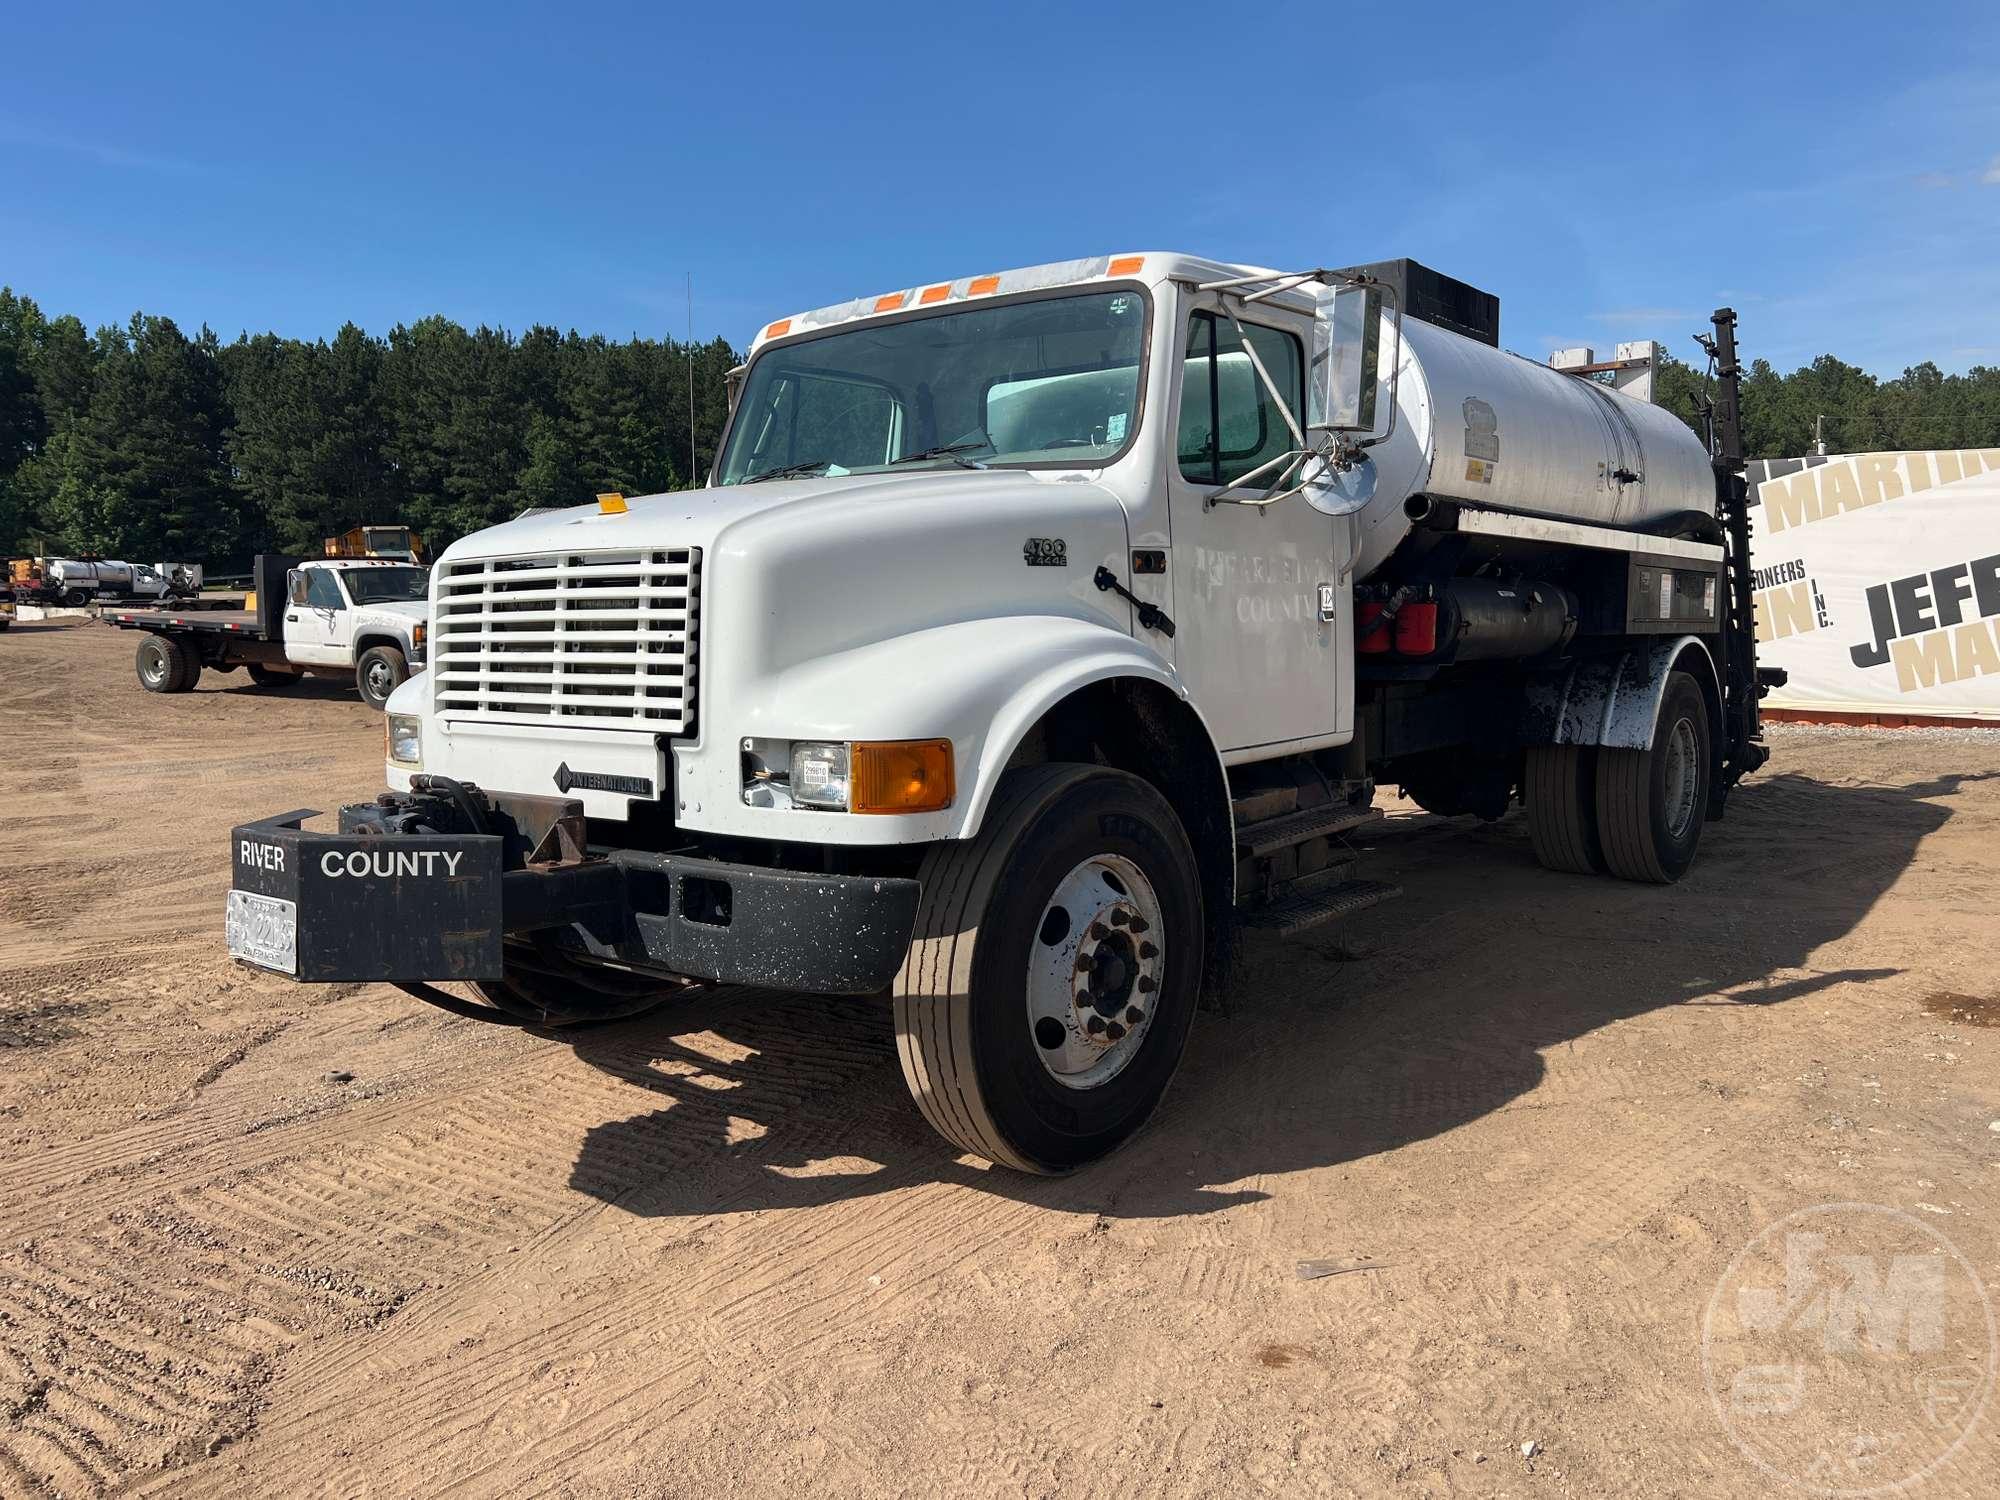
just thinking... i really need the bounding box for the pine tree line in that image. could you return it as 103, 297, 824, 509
0, 288, 739, 565
5, 282, 2000, 565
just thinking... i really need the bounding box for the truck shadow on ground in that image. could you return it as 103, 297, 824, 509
563, 769, 1983, 1221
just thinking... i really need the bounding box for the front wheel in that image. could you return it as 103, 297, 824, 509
893, 763, 1203, 1174
355, 645, 407, 709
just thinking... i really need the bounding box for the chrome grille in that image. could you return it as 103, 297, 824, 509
431, 548, 699, 731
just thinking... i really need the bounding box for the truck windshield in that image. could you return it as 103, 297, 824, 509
717, 289, 1147, 486
343, 566, 430, 604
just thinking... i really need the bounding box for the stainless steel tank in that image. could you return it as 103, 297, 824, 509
1328, 314, 1715, 580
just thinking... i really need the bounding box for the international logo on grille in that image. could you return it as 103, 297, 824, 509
553, 762, 653, 797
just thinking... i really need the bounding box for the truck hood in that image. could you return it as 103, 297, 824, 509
433, 469, 1116, 567
355, 599, 427, 626
434, 467, 1139, 717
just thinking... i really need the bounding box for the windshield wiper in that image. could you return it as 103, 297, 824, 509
889, 440, 991, 469
744, 458, 833, 484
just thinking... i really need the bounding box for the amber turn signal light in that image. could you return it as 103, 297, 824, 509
850, 740, 954, 814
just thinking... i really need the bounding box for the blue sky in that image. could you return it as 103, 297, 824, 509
5, 0, 1997, 375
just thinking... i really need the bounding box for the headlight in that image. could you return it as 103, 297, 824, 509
789, 741, 851, 810
388, 713, 423, 767
784, 740, 953, 814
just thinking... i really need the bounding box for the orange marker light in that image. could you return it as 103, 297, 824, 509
597, 492, 628, 514
966, 275, 1001, 297
919, 283, 951, 304
1108, 255, 1145, 277
765, 318, 792, 339
873, 292, 906, 313
850, 740, 954, 814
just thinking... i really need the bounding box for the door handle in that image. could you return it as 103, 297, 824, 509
286, 614, 298, 621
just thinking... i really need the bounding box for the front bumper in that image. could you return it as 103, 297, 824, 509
227, 789, 921, 995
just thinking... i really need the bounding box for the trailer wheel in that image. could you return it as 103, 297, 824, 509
356, 646, 407, 709
137, 635, 198, 694
1593, 670, 1711, 883
246, 664, 300, 689
1524, 745, 1603, 875
893, 763, 1203, 1174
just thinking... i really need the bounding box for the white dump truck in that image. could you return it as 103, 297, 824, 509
110, 555, 428, 707
227, 254, 1774, 1172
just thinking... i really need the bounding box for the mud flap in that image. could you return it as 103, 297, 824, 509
228, 809, 505, 982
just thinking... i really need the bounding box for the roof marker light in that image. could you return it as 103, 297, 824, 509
1108, 255, 1145, 277
598, 493, 628, 514
765, 318, 792, 339
919, 284, 950, 305
873, 292, 907, 313
966, 275, 1000, 296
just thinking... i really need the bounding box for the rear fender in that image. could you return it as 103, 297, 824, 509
1523, 635, 1718, 751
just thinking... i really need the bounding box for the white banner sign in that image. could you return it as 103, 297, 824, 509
1750, 449, 2000, 720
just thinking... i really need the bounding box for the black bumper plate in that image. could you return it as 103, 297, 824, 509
230, 810, 505, 982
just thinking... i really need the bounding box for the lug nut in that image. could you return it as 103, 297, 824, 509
1137, 975, 1156, 994
1105, 1022, 1126, 1041
1089, 922, 1109, 941
1109, 909, 1129, 927
1086, 1015, 1107, 1036
1125, 1006, 1143, 1025
1127, 917, 1149, 934
1139, 941, 1158, 960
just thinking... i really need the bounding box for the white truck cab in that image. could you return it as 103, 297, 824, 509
234, 253, 1773, 1173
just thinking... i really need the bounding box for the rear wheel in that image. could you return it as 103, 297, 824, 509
893, 763, 1203, 1173
246, 663, 300, 688
1525, 744, 1602, 875
356, 645, 407, 709
1594, 670, 1711, 883
136, 635, 198, 693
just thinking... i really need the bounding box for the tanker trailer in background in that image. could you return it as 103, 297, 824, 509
226, 252, 1776, 1173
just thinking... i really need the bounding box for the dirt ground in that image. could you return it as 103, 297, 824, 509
2, 617, 1996, 1499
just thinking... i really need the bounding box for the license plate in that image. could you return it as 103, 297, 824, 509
226, 889, 298, 974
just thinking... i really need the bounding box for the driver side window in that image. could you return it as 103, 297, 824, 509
1177, 312, 1303, 487
745, 370, 905, 472
305, 570, 347, 611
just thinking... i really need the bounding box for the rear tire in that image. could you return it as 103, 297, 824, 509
356, 645, 407, 709
1594, 671, 1711, 883
246, 664, 300, 689
893, 763, 1203, 1174
1525, 744, 1602, 874
137, 635, 198, 693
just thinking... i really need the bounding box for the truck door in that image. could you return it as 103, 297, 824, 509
1167, 304, 1346, 754
286, 567, 351, 666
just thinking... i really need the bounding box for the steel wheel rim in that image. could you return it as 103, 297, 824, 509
1663, 715, 1699, 838
141, 647, 166, 685
365, 659, 393, 698
1025, 853, 1163, 1090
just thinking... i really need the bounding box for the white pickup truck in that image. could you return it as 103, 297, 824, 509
227, 253, 1775, 1172
110, 555, 428, 708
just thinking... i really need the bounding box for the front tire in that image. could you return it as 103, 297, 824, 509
356, 645, 407, 709
893, 764, 1203, 1174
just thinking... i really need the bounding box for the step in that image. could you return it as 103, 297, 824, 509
1238, 878, 1403, 937
1235, 802, 1384, 860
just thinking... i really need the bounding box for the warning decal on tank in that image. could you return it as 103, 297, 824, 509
1463, 397, 1499, 463
1465, 458, 1494, 484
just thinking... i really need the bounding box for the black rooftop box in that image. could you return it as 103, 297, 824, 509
1333, 258, 1499, 348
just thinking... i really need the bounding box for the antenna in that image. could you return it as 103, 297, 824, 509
1812, 413, 1828, 457
687, 273, 696, 488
